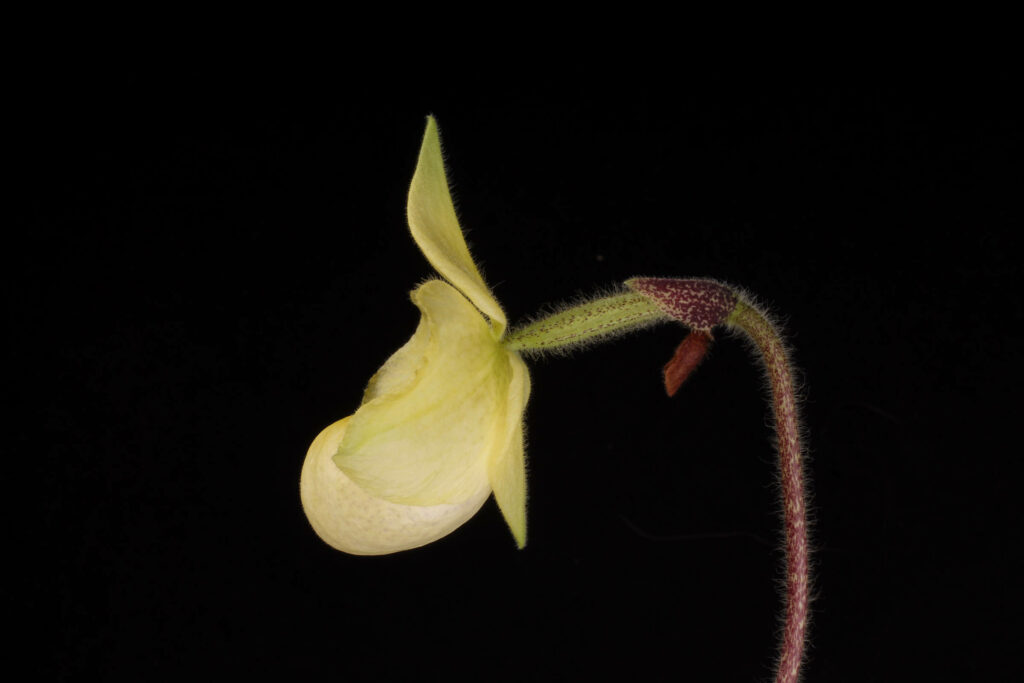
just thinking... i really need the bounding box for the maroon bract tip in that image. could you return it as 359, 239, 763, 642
663, 330, 713, 397
626, 277, 738, 330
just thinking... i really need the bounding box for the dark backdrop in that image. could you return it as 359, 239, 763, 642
13, 66, 1019, 680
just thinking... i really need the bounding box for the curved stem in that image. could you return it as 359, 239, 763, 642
727, 299, 809, 683
505, 278, 811, 679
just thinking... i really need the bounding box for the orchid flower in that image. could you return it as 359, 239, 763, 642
300, 116, 813, 683
300, 117, 529, 555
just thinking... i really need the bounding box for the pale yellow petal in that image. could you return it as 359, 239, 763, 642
408, 116, 506, 336
361, 314, 430, 403
300, 417, 490, 555
335, 279, 508, 505
488, 351, 531, 548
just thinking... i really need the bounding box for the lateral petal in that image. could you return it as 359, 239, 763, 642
407, 116, 506, 336
335, 279, 507, 506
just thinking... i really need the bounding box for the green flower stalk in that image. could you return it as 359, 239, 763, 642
301, 116, 811, 682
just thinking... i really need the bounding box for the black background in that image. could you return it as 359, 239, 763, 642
13, 65, 1020, 680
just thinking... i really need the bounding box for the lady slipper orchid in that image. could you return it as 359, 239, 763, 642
300, 117, 530, 555
299, 115, 813, 682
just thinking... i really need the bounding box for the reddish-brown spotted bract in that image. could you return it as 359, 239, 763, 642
625, 277, 737, 330
626, 278, 737, 397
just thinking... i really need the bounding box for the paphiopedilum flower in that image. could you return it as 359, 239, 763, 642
300, 117, 530, 555
300, 116, 811, 682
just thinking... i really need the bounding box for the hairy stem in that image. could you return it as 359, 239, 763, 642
503, 290, 667, 354
726, 299, 809, 683
507, 278, 811, 679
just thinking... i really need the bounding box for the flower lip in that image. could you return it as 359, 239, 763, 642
300, 416, 492, 555
332, 279, 509, 507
